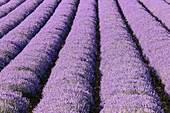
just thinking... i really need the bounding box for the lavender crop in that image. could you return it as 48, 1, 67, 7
33, 0, 98, 112
118, 0, 170, 96
164, 0, 170, 4
139, 0, 170, 29
0, 0, 43, 38
99, 0, 164, 112
0, 0, 9, 7
0, 0, 26, 18
0, 0, 78, 112
0, 0, 61, 71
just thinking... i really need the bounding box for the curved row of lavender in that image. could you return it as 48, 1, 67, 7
33, 0, 98, 112
164, 0, 170, 4
0, 0, 43, 38
0, 0, 26, 19
0, 0, 79, 112
0, 0, 61, 72
118, 0, 170, 96
99, 0, 164, 112
0, 0, 9, 7
139, 0, 170, 29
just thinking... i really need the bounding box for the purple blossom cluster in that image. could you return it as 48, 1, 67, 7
0, 0, 9, 7
0, 87, 28, 112
164, 0, 170, 4
99, 0, 164, 112
139, 0, 170, 29
0, 0, 26, 18
0, 0, 43, 38
118, 0, 170, 95
0, 0, 79, 112
33, 0, 98, 112
0, 0, 61, 71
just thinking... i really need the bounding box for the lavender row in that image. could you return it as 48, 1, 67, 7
33, 0, 98, 112
0, 0, 78, 112
118, 0, 170, 95
139, 0, 170, 29
99, 0, 164, 112
164, 0, 170, 4
0, 0, 43, 38
0, 0, 26, 18
0, 0, 9, 7
0, 0, 61, 72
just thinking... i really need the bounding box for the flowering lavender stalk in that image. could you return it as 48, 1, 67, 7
0, 87, 28, 112
0, 0, 79, 112
99, 0, 164, 112
139, 0, 170, 29
0, 0, 61, 71
0, 0, 9, 7
164, 0, 170, 4
33, 0, 98, 112
0, 0, 43, 38
118, 0, 170, 96
0, 0, 26, 18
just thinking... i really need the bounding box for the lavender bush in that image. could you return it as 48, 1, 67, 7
0, 0, 9, 7
0, 0, 43, 38
0, 0, 79, 112
0, 0, 26, 18
99, 0, 164, 112
118, 0, 170, 96
0, 0, 61, 71
139, 0, 170, 29
33, 0, 98, 112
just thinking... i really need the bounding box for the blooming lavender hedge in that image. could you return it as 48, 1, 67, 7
99, 0, 164, 112
0, 0, 78, 112
118, 0, 170, 96
0, 0, 61, 71
0, 0, 9, 7
164, 0, 170, 4
33, 0, 98, 112
0, 0, 43, 38
139, 0, 170, 29
0, 0, 26, 18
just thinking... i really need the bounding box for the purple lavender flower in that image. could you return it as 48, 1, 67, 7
0, 0, 61, 71
33, 0, 97, 112
139, 0, 170, 29
0, 0, 26, 18
0, 0, 9, 7
0, 0, 43, 38
0, 0, 79, 112
118, 0, 170, 96
99, 0, 164, 112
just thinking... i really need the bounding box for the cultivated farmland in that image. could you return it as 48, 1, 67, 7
0, 0, 169, 113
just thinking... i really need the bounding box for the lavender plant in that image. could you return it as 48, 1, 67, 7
99, 0, 164, 112
139, 0, 170, 29
0, 0, 26, 19
33, 0, 98, 112
0, 0, 79, 112
0, 0, 61, 71
118, 0, 170, 96
0, 0, 9, 7
0, 0, 43, 38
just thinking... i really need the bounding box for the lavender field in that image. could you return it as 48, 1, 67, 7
0, 0, 169, 113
